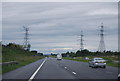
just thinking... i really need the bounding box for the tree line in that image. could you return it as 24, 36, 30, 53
61, 49, 120, 57
2, 43, 43, 56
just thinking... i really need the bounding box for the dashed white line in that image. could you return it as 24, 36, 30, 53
72, 72, 77, 75
64, 67, 77, 75
28, 58, 47, 81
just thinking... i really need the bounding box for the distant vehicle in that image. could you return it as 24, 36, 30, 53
89, 57, 106, 68
57, 54, 62, 60
85, 57, 89, 60
118, 74, 120, 81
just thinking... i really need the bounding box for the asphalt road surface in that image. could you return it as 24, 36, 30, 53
3, 57, 119, 80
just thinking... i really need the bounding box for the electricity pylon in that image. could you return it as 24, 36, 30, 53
98, 23, 106, 52
23, 26, 30, 51
78, 31, 84, 51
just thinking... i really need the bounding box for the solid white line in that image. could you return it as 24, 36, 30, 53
28, 58, 47, 81
72, 72, 77, 75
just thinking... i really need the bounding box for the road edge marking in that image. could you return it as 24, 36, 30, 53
28, 57, 47, 81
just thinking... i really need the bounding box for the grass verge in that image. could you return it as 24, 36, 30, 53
2, 56, 44, 74
63, 56, 120, 68
2, 46, 44, 74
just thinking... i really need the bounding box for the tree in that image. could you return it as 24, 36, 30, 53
7, 43, 23, 49
38, 53, 43, 56
31, 50, 37, 53
27, 44, 31, 51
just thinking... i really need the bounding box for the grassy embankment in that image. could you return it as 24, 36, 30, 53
2, 46, 44, 74
0, 45, 2, 74
63, 56, 120, 67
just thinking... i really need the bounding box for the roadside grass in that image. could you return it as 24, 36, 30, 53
0, 46, 1, 62
63, 56, 120, 67
0, 45, 2, 74
2, 46, 44, 74
49, 56, 56, 58
3, 56, 43, 73
99, 56, 120, 67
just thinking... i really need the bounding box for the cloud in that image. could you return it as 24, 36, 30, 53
2, 2, 118, 53
86, 8, 117, 16
1, 0, 119, 2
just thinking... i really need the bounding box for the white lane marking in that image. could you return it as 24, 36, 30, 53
28, 58, 47, 81
72, 72, 77, 75
64, 67, 67, 69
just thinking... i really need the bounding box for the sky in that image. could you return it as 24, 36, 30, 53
1, 2, 118, 54
1, 0, 119, 2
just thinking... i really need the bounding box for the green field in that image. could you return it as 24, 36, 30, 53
2, 46, 44, 74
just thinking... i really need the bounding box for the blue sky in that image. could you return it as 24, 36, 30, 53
2, 2, 118, 53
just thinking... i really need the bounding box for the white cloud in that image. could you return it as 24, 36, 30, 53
86, 8, 118, 16
1, 0, 119, 2
2, 2, 118, 53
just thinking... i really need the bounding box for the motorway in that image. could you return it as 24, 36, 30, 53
2, 57, 119, 80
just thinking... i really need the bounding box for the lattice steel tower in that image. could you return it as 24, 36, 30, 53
98, 23, 106, 52
78, 31, 84, 51
23, 26, 30, 51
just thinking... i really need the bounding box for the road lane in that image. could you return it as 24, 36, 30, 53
34, 57, 76, 79
28, 58, 47, 81
48, 57, 118, 79
2, 57, 119, 80
3, 58, 45, 79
